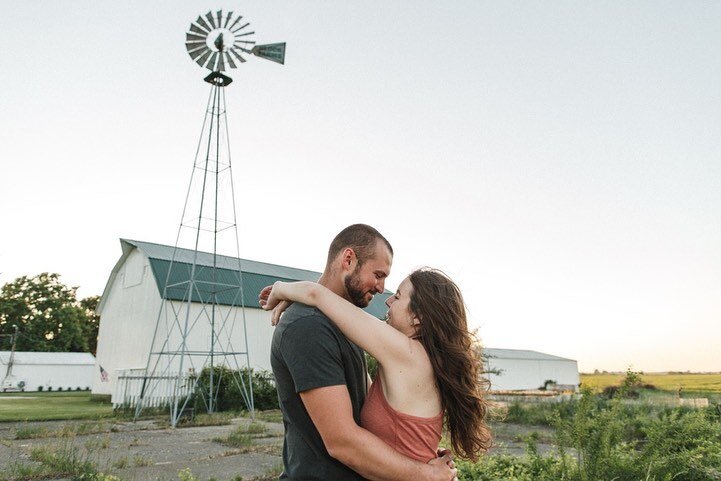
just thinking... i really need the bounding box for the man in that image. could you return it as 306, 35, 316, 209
269, 224, 455, 480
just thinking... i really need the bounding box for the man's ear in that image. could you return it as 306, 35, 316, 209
340, 248, 357, 272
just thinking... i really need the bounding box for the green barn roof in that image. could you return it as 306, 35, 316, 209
115, 239, 390, 319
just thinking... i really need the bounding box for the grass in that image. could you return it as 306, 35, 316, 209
214, 421, 279, 453
0, 391, 114, 422
0, 390, 285, 425
251, 463, 284, 481
154, 411, 235, 429
254, 409, 282, 423
84, 436, 111, 450
15, 421, 112, 439
581, 372, 721, 394
30, 443, 98, 478
0, 461, 47, 481
133, 454, 152, 467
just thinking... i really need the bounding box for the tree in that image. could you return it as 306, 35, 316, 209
0, 273, 99, 353
79, 295, 100, 355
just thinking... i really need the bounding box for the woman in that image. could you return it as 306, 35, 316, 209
260, 267, 492, 462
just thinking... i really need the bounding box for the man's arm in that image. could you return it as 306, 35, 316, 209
300, 385, 455, 481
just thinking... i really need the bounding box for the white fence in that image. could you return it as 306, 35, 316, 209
113, 368, 194, 409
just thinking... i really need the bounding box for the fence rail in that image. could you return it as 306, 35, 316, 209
113, 368, 194, 409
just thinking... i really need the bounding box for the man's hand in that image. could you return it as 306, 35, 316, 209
433, 448, 457, 480
428, 452, 457, 481
437, 448, 455, 468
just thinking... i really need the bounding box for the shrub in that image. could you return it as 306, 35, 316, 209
638, 409, 721, 481
457, 453, 570, 481
504, 400, 577, 427
194, 366, 279, 412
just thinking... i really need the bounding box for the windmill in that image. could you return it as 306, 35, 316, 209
134, 10, 285, 427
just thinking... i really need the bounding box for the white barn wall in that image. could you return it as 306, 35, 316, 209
93, 248, 276, 399
93, 249, 162, 396
140, 301, 274, 376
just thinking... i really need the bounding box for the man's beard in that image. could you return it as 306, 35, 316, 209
344, 266, 372, 308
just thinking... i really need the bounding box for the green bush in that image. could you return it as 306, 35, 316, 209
504, 399, 579, 427
458, 452, 569, 481
194, 366, 279, 412
638, 409, 721, 481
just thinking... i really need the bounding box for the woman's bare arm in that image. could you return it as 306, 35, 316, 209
260, 281, 421, 366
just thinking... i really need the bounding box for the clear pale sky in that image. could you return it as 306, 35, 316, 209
1, 1, 719, 373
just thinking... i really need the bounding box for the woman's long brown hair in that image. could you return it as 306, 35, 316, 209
408, 268, 492, 461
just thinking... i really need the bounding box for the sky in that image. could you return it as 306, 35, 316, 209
1, 1, 719, 373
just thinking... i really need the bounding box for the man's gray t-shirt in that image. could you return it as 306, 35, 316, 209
271, 302, 367, 481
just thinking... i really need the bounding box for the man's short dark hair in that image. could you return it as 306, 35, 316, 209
326, 224, 393, 267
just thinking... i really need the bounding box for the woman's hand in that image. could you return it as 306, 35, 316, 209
258, 282, 292, 326
258, 284, 274, 309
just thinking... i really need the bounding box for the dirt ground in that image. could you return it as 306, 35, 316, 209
0, 416, 283, 481
0, 417, 555, 481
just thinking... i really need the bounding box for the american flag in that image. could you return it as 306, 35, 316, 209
99, 365, 109, 382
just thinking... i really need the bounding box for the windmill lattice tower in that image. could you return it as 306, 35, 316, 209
134, 10, 285, 427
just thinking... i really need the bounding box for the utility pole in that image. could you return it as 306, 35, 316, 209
1, 325, 18, 391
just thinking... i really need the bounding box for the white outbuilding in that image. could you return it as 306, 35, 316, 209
93, 239, 390, 404
0, 351, 96, 392
483, 348, 580, 392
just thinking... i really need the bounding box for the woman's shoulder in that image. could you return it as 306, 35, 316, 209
378, 357, 441, 417
397, 337, 434, 371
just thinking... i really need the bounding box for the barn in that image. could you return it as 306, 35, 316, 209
483, 348, 580, 392
0, 351, 96, 392
92, 239, 390, 403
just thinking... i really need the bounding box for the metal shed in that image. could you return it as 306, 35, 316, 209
0, 351, 96, 392
483, 348, 580, 391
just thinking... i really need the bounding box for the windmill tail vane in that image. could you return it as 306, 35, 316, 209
186, 9, 286, 78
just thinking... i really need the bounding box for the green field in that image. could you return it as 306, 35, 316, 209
0, 391, 114, 422
581, 372, 721, 394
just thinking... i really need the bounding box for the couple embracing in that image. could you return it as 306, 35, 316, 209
259, 224, 491, 481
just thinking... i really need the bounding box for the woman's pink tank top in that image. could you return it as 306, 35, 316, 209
360, 375, 443, 462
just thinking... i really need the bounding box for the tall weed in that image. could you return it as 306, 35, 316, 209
462, 388, 721, 481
